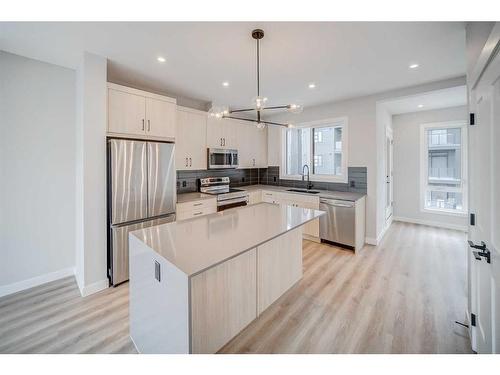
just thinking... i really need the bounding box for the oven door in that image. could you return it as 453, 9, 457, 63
217, 196, 248, 211
208, 148, 238, 169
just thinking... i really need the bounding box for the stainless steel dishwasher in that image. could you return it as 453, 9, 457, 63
319, 198, 355, 248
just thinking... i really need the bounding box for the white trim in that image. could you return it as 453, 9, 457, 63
393, 216, 468, 232
78, 279, 109, 298
280, 116, 348, 184
419, 120, 468, 215
365, 219, 392, 246
0, 267, 75, 298
107, 82, 176, 104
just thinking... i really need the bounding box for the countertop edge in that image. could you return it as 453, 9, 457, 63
131, 204, 325, 277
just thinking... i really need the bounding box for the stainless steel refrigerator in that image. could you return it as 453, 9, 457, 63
107, 139, 176, 286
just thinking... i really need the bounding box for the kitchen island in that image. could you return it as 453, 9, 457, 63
128, 202, 324, 354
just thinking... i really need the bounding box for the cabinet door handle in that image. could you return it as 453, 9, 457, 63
189, 157, 192, 167
185, 157, 188, 167
147, 119, 151, 132
223, 138, 226, 146
220, 138, 223, 146
142, 119, 145, 131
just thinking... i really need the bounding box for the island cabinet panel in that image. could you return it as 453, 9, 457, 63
190, 249, 257, 354
257, 227, 303, 315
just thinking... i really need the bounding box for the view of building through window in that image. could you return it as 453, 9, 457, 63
313, 126, 343, 175
285, 122, 345, 180
424, 126, 464, 212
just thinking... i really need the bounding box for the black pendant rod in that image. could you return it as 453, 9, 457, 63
223, 115, 289, 128
257, 38, 260, 96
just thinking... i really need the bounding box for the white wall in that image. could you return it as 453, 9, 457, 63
392, 106, 468, 230
0, 52, 76, 295
269, 76, 466, 243
75, 52, 108, 297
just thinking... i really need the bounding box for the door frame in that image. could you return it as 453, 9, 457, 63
385, 126, 394, 224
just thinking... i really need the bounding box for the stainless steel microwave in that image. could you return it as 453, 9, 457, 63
207, 148, 238, 169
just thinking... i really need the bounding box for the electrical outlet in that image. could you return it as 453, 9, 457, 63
350, 180, 355, 188
273, 176, 277, 182
242, 177, 245, 182
182, 181, 187, 187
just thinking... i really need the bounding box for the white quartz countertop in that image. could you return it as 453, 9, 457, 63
176, 192, 215, 204
131, 203, 324, 276
239, 184, 365, 202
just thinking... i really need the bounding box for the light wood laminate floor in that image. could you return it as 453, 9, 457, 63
0, 222, 472, 354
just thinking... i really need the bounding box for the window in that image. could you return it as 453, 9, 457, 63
420, 122, 467, 215
281, 117, 348, 183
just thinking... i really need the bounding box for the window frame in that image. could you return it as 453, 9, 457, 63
280, 116, 348, 183
419, 121, 468, 217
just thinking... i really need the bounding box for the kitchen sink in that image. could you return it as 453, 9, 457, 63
287, 189, 320, 194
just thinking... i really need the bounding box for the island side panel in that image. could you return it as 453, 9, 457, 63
129, 235, 190, 354
257, 227, 303, 315
190, 249, 257, 354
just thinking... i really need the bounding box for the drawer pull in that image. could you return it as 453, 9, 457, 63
193, 212, 203, 216
193, 203, 203, 206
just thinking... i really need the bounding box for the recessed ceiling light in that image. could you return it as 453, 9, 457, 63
308, 83, 316, 89
222, 81, 229, 87
418, 104, 424, 108
157, 56, 166, 63
409, 63, 419, 69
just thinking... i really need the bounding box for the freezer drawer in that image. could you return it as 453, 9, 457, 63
109, 139, 148, 225
319, 199, 355, 247
110, 215, 175, 285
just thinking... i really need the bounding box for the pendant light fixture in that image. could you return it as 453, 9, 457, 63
208, 29, 303, 129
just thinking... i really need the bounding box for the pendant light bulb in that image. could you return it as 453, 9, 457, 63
289, 103, 303, 114
253, 96, 268, 110
256, 122, 266, 130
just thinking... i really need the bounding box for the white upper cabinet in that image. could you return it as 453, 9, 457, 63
145, 97, 176, 139
176, 107, 207, 170
237, 121, 268, 168
107, 83, 176, 140
108, 89, 146, 136
207, 117, 238, 149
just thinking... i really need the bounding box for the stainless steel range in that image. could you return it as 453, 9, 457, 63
199, 177, 249, 211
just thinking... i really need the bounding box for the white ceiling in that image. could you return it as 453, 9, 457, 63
0, 22, 466, 109
382, 85, 467, 115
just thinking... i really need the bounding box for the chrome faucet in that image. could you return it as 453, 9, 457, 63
302, 164, 313, 190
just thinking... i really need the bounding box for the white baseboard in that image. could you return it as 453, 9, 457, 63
0, 267, 75, 298
79, 279, 109, 297
365, 220, 392, 246
393, 216, 468, 232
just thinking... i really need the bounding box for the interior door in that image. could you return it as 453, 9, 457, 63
147, 142, 176, 217
385, 128, 394, 222
468, 47, 500, 354
146, 97, 176, 139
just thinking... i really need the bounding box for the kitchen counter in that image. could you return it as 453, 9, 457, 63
239, 184, 365, 202
129, 203, 324, 354
130, 202, 323, 276
176, 192, 214, 204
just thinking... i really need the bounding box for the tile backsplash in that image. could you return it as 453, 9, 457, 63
177, 166, 367, 195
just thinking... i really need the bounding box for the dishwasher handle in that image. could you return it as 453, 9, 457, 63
319, 198, 355, 208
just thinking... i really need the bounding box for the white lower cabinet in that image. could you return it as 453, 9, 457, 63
260, 190, 320, 239
248, 190, 262, 205
176, 198, 216, 221
190, 249, 257, 354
